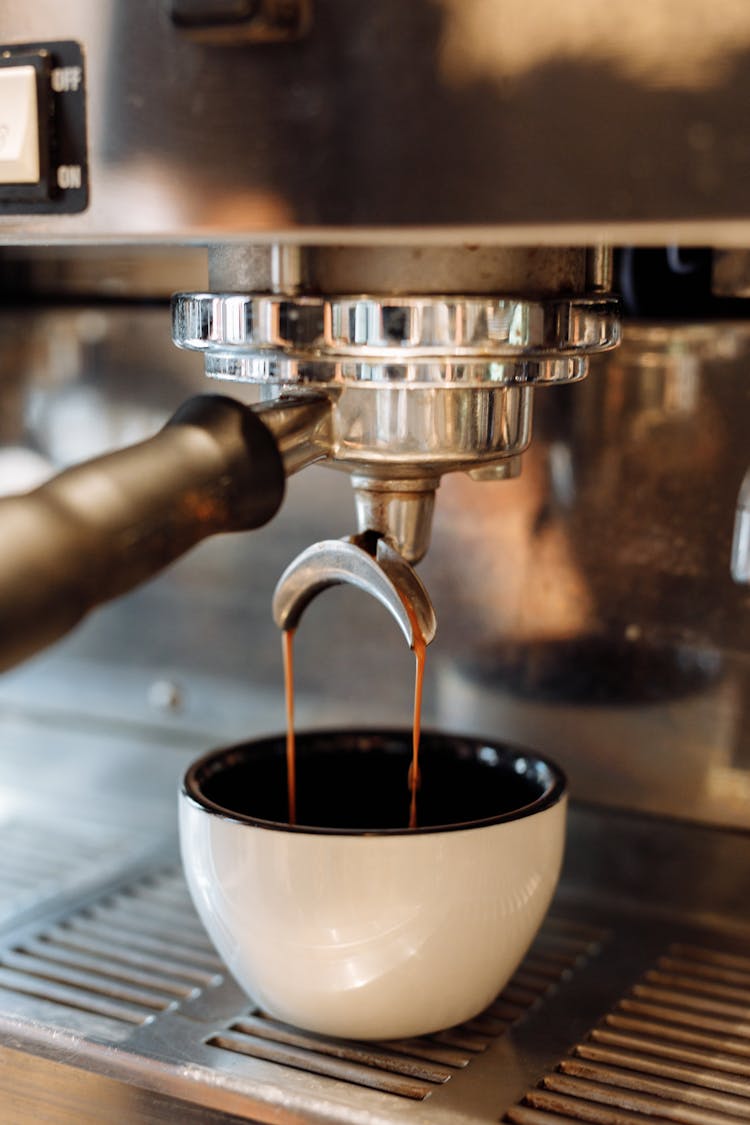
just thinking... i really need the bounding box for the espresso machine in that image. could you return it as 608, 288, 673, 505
0, 2, 749, 1122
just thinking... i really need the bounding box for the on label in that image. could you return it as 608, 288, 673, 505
57, 164, 82, 190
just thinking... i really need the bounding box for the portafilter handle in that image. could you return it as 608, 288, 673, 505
0, 393, 330, 672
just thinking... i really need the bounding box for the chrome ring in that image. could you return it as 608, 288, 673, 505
203, 354, 588, 385
172, 292, 619, 386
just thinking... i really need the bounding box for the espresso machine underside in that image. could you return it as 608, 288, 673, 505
0, 2, 749, 1122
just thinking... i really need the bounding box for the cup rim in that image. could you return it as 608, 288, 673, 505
181, 728, 567, 837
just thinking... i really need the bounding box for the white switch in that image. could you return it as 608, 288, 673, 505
0, 66, 40, 185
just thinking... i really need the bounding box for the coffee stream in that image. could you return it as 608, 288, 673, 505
403, 600, 426, 830
282, 628, 297, 826
282, 618, 426, 829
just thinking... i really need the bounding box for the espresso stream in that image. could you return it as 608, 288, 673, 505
282, 628, 297, 826
282, 619, 426, 829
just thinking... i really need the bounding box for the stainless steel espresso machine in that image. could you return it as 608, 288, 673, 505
0, 2, 749, 1122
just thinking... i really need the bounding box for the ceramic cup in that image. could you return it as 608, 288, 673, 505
180, 729, 567, 1040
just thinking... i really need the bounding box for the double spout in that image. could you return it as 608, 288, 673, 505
272, 533, 437, 651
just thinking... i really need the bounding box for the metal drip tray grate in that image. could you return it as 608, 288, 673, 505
0, 862, 612, 1123
205, 916, 607, 1100
0, 870, 224, 1042
507, 941, 750, 1125
2, 824, 750, 1124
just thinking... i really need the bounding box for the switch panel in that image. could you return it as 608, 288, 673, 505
0, 41, 87, 214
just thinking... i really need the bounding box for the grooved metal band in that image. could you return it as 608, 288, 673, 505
172, 293, 620, 386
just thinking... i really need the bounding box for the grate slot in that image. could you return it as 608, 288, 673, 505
537, 1073, 748, 1125
603, 1015, 750, 1061
660, 959, 750, 991
532, 921, 606, 956
207, 1030, 434, 1100
0, 965, 150, 1025
629, 994, 750, 1035
647, 973, 750, 1007
521, 957, 576, 980
532, 935, 598, 958
0, 980, 136, 1042
125, 876, 195, 900
630, 987, 750, 1025
430, 1028, 491, 1052
16, 939, 199, 1000
124, 881, 203, 910
47, 925, 220, 986
619, 1000, 750, 1040
557, 1059, 750, 1117
591, 1029, 750, 1078
232, 1015, 454, 1083
673, 949, 750, 976
515, 969, 568, 990
489, 999, 528, 1021
521, 1086, 725, 1125
462, 1013, 512, 1036
543, 918, 609, 940
86, 906, 215, 952
66, 916, 224, 970
502, 983, 547, 1007
376, 1038, 472, 1068
574, 1043, 750, 1098
528, 949, 589, 972
0, 950, 176, 1012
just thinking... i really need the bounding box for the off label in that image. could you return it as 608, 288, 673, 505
57, 164, 82, 189
51, 66, 82, 93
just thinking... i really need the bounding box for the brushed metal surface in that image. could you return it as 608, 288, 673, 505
0, 2, 749, 240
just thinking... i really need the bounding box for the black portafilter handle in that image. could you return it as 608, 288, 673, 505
0, 393, 328, 673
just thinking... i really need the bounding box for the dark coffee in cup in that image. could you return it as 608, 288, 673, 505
186, 729, 563, 832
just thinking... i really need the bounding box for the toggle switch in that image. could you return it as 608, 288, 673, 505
0, 64, 41, 185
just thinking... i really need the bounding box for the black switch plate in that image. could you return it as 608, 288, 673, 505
0, 40, 87, 215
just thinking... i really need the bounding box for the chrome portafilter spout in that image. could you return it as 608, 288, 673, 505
272, 533, 437, 649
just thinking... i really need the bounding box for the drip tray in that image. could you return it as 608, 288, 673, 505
507, 942, 750, 1125
0, 818, 749, 1124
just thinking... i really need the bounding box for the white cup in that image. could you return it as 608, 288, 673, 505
180, 729, 566, 1040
